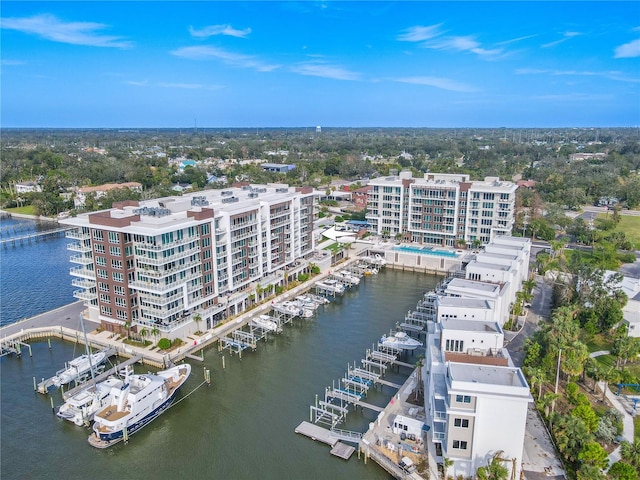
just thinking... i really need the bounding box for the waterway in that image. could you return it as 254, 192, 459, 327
0, 218, 441, 479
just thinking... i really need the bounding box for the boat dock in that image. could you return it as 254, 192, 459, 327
36, 347, 117, 395
295, 421, 357, 460
61, 354, 141, 400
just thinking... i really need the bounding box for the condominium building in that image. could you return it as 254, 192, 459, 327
424, 235, 533, 479
61, 184, 315, 338
365, 172, 517, 247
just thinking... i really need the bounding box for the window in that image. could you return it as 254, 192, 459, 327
111, 259, 123, 270
108, 231, 119, 244
114, 285, 125, 295
93, 230, 104, 241
97, 268, 108, 279
99, 294, 111, 304
454, 418, 470, 428
116, 310, 127, 320
115, 297, 127, 307
94, 243, 105, 253
100, 305, 112, 316
95, 256, 106, 266
455, 395, 472, 404
109, 246, 121, 256
452, 440, 468, 450
98, 282, 109, 292
112, 272, 124, 282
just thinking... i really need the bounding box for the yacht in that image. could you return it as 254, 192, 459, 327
52, 350, 109, 387
379, 331, 422, 351
316, 279, 346, 294
88, 363, 191, 448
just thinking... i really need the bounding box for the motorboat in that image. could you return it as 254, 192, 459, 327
251, 315, 281, 333
52, 350, 109, 387
295, 295, 320, 310
272, 302, 304, 317
316, 279, 346, 294
57, 373, 126, 426
337, 270, 360, 285
379, 331, 422, 351
88, 363, 191, 448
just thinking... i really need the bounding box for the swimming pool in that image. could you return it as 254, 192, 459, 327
392, 245, 460, 258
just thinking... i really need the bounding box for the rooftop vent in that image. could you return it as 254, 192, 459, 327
221, 190, 233, 196
221, 196, 239, 204
133, 206, 171, 217
191, 196, 209, 207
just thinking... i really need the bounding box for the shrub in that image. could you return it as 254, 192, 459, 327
565, 382, 579, 404
157, 338, 171, 350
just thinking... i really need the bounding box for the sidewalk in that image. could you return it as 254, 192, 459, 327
597, 380, 635, 469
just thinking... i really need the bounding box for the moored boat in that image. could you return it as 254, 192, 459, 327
88, 363, 191, 448
379, 331, 422, 351
251, 315, 281, 333
57, 374, 125, 426
52, 350, 109, 387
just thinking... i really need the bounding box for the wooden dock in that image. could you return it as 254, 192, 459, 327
330, 441, 356, 460
295, 421, 338, 446
0, 226, 74, 248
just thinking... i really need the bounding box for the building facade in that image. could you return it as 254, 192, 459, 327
61, 184, 315, 338
365, 172, 517, 247
424, 235, 532, 479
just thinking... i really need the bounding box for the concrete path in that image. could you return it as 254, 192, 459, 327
597, 380, 636, 469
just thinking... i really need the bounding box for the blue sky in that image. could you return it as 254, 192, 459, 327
1, 1, 639, 128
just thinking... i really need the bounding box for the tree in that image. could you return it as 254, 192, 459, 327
561, 341, 589, 380
552, 413, 593, 462
608, 461, 637, 480
620, 440, 640, 469
576, 463, 606, 480
443, 457, 454, 480
151, 325, 160, 343
193, 314, 202, 333
476, 451, 510, 480
140, 327, 149, 344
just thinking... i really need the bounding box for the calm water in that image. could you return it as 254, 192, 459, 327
0, 217, 75, 326
0, 219, 441, 480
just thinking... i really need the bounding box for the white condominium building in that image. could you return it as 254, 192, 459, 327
61, 184, 315, 337
424, 235, 533, 479
365, 171, 517, 247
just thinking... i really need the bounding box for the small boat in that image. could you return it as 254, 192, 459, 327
307, 294, 330, 305
88, 363, 191, 448
379, 331, 422, 351
251, 315, 281, 333
295, 295, 320, 310
52, 351, 109, 387
316, 279, 346, 294
57, 373, 126, 426
272, 302, 304, 317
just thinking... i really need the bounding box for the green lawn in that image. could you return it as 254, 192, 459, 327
5, 205, 37, 215
584, 334, 614, 353
614, 215, 640, 250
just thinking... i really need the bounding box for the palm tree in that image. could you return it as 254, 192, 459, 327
476, 451, 509, 480
522, 277, 536, 295
620, 439, 640, 469
151, 325, 160, 344
443, 457, 454, 480
413, 355, 424, 402
193, 314, 202, 333
140, 327, 149, 344
123, 321, 132, 339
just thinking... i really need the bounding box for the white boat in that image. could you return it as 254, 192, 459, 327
52, 351, 109, 387
272, 302, 304, 317
295, 295, 320, 310
88, 363, 191, 448
57, 374, 125, 426
251, 315, 280, 333
379, 331, 422, 351
337, 270, 360, 285
316, 279, 346, 294
306, 294, 330, 305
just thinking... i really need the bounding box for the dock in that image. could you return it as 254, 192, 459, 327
37, 348, 118, 395
62, 354, 141, 400
295, 421, 357, 460
0, 226, 74, 248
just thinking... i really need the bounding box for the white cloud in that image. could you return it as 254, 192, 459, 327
424, 35, 503, 58
496, 34, 538, 46
1, 59, 26, 66
189, 24, 251, 39
394, 76, 478, 92
516, 67, 639, 83
0, 14, 132, 48
542, 31, 582, 48
127, 80, 224, 90
291, 62, 360, 81
614, 39, 640, 58
170, 46, 279, 72
397, 24, 443, 42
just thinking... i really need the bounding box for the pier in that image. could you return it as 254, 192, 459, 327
0, 226, 74, 248
61, 353, 141, 400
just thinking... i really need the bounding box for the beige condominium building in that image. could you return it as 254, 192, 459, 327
61, 184, 315, 339
365, 172, 517, 247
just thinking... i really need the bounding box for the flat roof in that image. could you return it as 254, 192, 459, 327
437, 297, 491, 309
447, 278, 501, 293
449, 362, 528, 388
442, 319, 500, 333
468, 261, 511, 272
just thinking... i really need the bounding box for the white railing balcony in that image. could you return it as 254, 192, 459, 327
136, 245, 201, 267
67, 242, 91, 253
72, 278, 96, 289
70, 254, 93, 265
73, 289, 97, 301
141, 303, 184, 318
66, 229, 90, 240
70, 266, 94, 279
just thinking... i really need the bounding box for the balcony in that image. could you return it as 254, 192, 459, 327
73, 289, 97, 301
66, 229, 90, 240
70, 266, 94, 279
70, 254, 93, 265
67, 241, 91, 253
72, 278, 96, 289
136, 245, 201, 267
